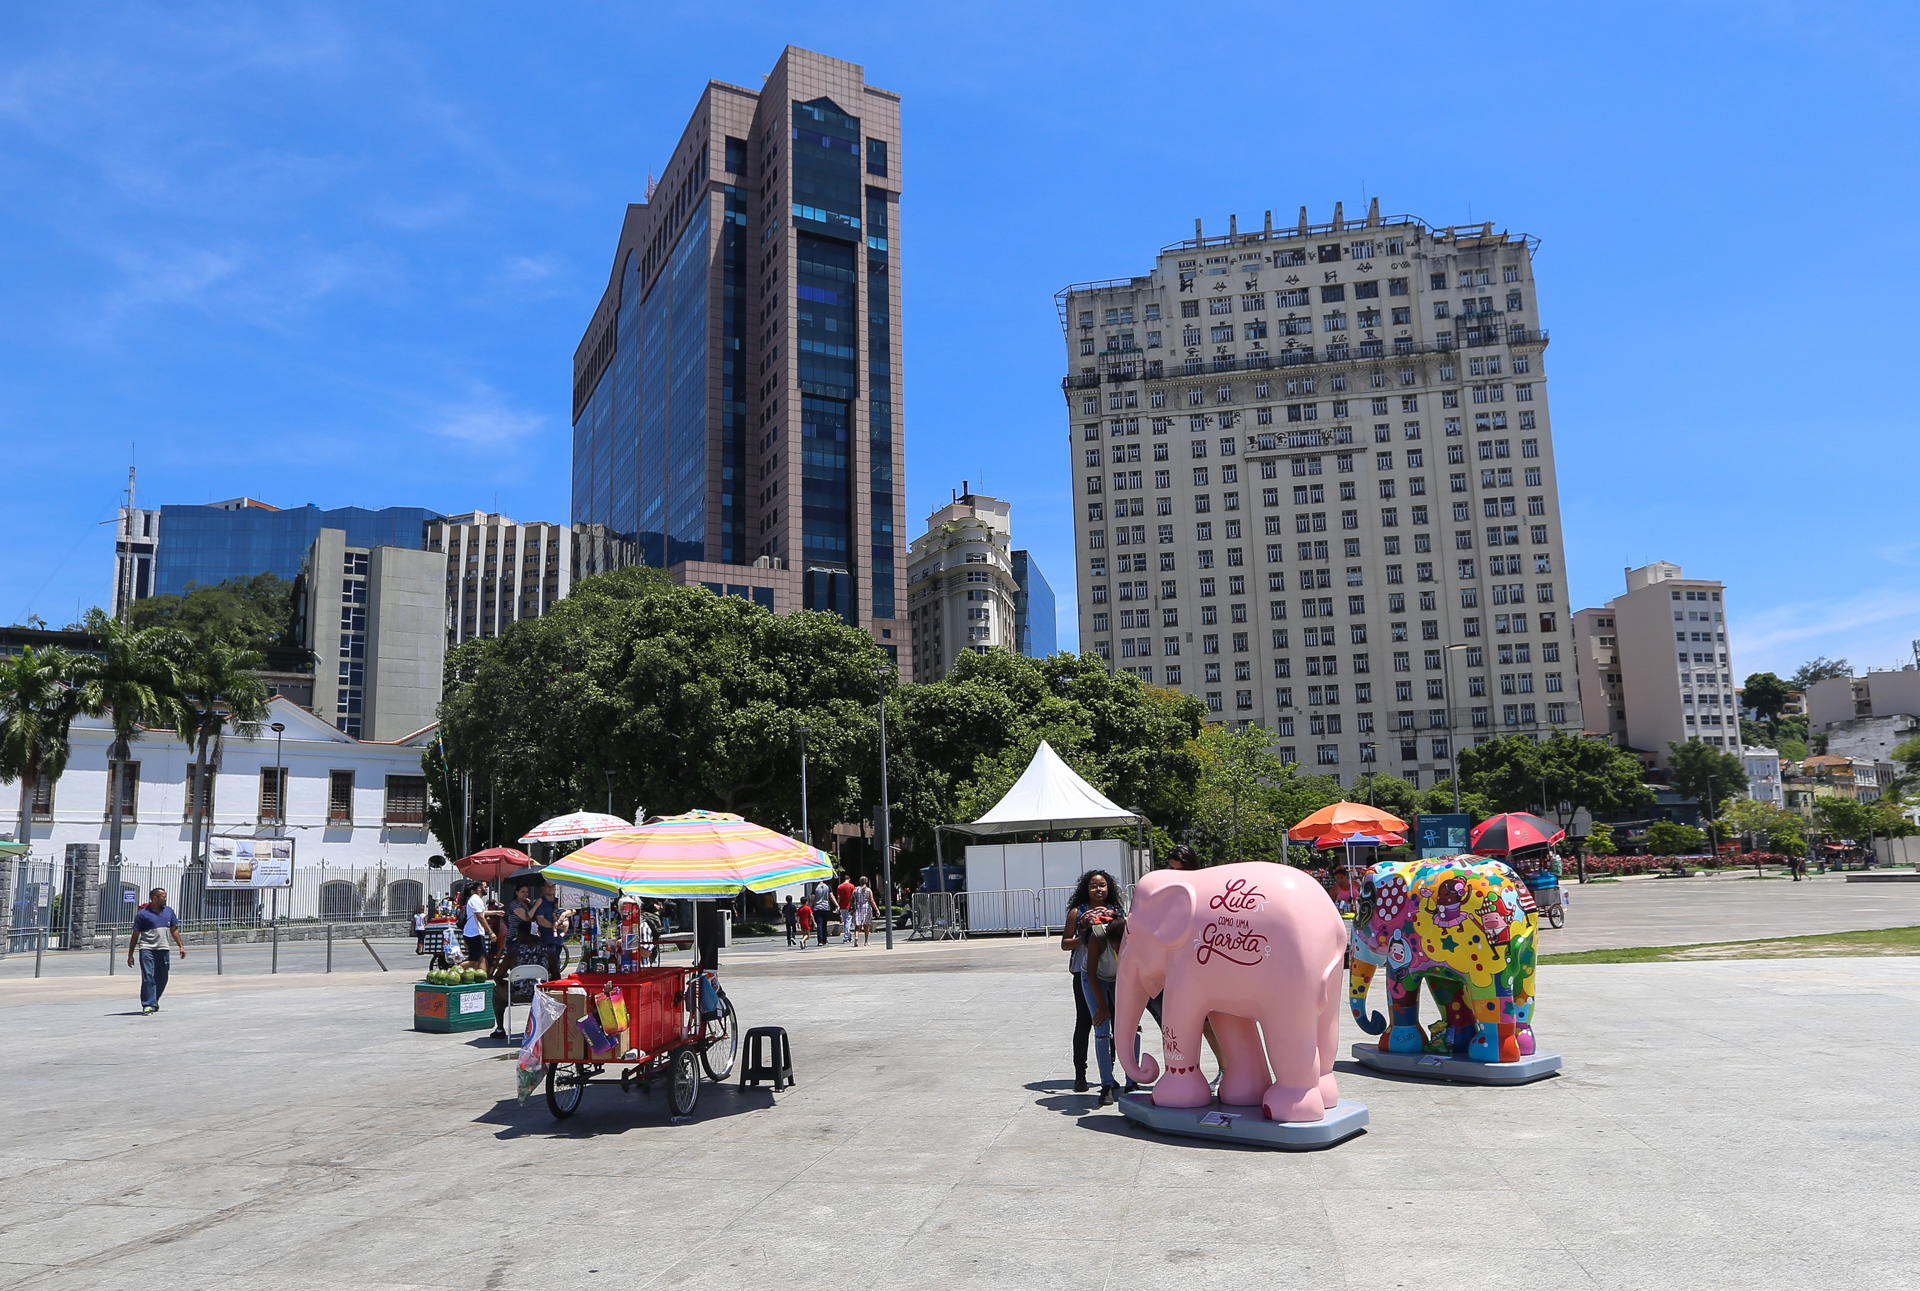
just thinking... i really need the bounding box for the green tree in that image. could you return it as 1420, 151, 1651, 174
1458, 732, 1653, 825
1645, 820, 1707, 855
1740, 672, 1793, 726
1789, 656, 1851, 691
432, 569, 893, 859
1349, 772, 1421, 824
1717, 797, 1806, 851
1190, 723, 1285, 864
0, 646, 92, 847
75, 612, 190, 875
1418, 779, 1498, 823
1584, 820, 1616, 854
1811, 795, 1876, 842
176, 641, 271, 867
126, 572, 295, 651
1666, 740, 1747, 818
1889, 737, 1920, 798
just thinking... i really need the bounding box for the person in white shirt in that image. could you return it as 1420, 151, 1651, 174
462, 883, 492, 968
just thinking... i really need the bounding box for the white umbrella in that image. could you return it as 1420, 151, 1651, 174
517, 811, 633, 844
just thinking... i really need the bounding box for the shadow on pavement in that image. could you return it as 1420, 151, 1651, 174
473, 1078, 776, 1138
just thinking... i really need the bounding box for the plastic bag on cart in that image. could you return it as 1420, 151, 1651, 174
517, 989, 565, 1105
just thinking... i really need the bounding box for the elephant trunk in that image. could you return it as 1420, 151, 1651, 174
1113, 965, 1160, 1085
1350, 957, 1386, 1035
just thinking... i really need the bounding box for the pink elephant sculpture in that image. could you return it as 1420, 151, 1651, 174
1116, 862, 1348, 1123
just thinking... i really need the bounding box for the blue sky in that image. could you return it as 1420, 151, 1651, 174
3, 1, 1917, 680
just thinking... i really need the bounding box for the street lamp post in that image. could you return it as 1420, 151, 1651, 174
797, 723, 810, 847
1440, 643, 1472, 813
874, 665, 894, 950
270, 723, 286, 838
1703, 772, 1717, 861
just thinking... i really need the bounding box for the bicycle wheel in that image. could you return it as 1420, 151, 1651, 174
546, 1064, 589, 1119
700, 994, 738, 1081
1548, 904, 1565, 930
668, 1048, 701, 1117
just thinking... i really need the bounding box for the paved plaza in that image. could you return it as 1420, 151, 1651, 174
1, 878, 1917, 1289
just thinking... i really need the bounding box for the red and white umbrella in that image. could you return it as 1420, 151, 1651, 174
1469, 812, 1566, 855
517, 811, 633, 844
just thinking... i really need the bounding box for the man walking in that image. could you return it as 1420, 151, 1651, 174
811, 880, 834, 946
462, 881, 492, 969
127, 888, 186, 1015
837, 874, 857, 944
782, 895, 800, 946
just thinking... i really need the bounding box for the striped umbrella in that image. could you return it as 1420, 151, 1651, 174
540, 809, 833, 898
517, 811, 632, 844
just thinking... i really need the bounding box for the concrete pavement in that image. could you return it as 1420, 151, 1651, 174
1, 925, 1916, 1289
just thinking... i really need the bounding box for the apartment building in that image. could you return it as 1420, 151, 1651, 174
426, 512, 575, 645
905, 489, 1019, 681
1573, 561, 1741, 767
569, 46, 906, 666
1059, 203, 1579, 786
292, 530, 445, 741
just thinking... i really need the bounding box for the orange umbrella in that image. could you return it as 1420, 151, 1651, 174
1287, 801, 1410, 842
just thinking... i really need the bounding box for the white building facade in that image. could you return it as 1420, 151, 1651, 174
906, 490, 1020, 682
5, 697, 440, 877
1743, 745, 1783, 806
1059, 204, 1579, 785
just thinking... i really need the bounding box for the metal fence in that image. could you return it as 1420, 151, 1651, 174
46, 860, 444, 937
909, 885, 1141, 941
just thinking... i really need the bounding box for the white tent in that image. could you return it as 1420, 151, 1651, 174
954, 741, 1143, 835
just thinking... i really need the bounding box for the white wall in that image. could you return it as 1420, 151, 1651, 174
3, 699, 439, 870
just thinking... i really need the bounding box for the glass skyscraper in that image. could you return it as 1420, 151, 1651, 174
1013, 550, 1058, 657
150, 500, 440, 598
570, 47, 905, 661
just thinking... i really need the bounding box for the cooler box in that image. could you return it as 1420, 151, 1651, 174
414, 981, 496, 1033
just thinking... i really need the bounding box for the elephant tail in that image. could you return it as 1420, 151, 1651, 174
1349, 958, 1386, 1035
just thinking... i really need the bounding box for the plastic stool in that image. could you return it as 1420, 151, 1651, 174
740, 1026, 794, 1091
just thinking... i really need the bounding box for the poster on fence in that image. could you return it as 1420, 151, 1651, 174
207, 837, 295, 888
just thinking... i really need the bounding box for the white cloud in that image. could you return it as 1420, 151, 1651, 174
1734, 589, 1920, 675
424, 385, 545, 448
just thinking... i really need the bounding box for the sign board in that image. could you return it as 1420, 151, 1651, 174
206, 836, 295, 888
1414, 813, 1472, 859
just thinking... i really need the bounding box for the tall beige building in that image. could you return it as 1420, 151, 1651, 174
1574, 561, 1740, 767
905, 488, 1019, 681
1059, 202, 1581, 788
293, 530, 445, 741
426, 512, 573, 645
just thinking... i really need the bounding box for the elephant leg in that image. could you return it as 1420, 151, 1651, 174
1385, 970, 1425, 1054
1259, 1005, 1326, 1123
1316, 961, 1341, 1111
1209, 1013, 1270, 1106
1150, 994, 1214, 1109
1465, 981, 1502, 1062
1428, 979, 1472, 1055
1512, 934, 1538, 1055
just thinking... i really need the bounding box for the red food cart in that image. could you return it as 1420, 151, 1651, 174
535, 963, 737, 1118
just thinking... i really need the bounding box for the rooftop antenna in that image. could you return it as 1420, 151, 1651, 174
118, 454, 136, 626
645, 172, 656, 201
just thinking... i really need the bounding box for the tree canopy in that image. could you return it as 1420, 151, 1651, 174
1740, 672, 1793, 725
1666, 740, 1747, 810
1790, 656, 1851, 690
124, 573, 295, 651
1645, 820, 1707, 855
1457, 732, 1653, 825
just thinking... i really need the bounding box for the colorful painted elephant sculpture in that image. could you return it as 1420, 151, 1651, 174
1348, 856, 1539, 1063
1115, 862, 1348, 1122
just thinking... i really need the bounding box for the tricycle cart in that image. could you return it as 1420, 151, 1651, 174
535, 964, 737, 1120
1524, 870, 1566, 929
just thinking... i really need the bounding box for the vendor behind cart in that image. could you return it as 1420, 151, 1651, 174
461, 882, 493, 967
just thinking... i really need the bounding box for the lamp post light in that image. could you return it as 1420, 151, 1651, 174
270, 723, 286, 838
874, 664, 894, 951
797, 723, 810, 847
1440, 643, 1473, 813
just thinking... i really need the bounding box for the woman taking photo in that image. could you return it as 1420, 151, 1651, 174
1061, 869, 1127, 1103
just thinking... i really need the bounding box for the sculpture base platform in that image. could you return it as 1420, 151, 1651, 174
1117, 1092, 1368, 1149
1350, 1042, 1562, 1085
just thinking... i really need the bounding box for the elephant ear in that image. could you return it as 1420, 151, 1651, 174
1134, 875, 1197, 947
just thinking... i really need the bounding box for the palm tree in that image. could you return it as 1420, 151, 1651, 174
175, 641, 271, 872
0, 646, 92, 850
74, 616, 190, 885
